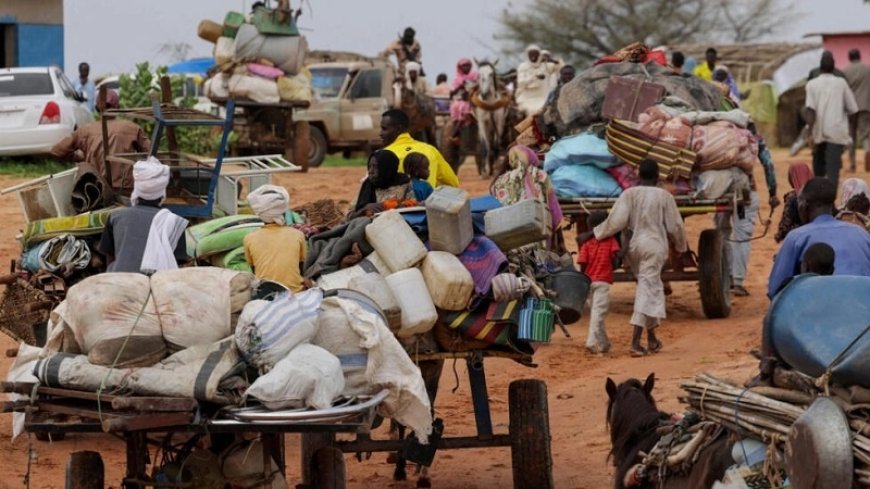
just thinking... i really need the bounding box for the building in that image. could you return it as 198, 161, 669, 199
0, 0, 64, 68
804, 30, 870, 70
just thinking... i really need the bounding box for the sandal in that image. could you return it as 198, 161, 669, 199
732, 285, 750, 297
630, 347, 648, 357
648, 340, 663, 354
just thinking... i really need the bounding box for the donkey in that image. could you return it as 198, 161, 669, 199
471, 59, 510, 177
392, 78, 437, 144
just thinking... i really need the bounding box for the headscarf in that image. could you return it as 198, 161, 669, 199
405, 61, 421, 75
131, 156, 170, 205
248, 184, 290, 225
683, 56, 698, 75
840, 178, 870, 208
491, 145, 563, 247
451, 58, 478, 90
354, 150, 409, 212
526, 44, 542, 56
787, 162, 813, 193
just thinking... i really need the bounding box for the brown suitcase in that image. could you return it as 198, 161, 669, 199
601, 76, 666, 123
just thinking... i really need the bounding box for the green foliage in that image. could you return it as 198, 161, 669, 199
322, 155, 368, 167
0, 158, 72, 178
118, 61, 230, 156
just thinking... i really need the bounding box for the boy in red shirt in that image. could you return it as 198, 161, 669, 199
577, 211, 622, 353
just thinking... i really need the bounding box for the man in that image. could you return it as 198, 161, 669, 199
515, 44, 551, 115
693, 48, 718, 81
98, 157, 188, 273
51, 90, 151, 190
843, 49, 870, 172
72, 62, 96, 112
767, 177, 870, 298
582, 159, 689, 355
545, 65, 575, 107
671, 51, 685, 74
381, 27, 422, 73
805, 51, 859, 191
404, 61, 428, 94
244, 185, 307, 292
715, 124, 780, 296
380, 108, 458, 188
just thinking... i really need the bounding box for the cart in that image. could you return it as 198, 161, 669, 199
3, 350, 553, 489
560, 193, 745, 319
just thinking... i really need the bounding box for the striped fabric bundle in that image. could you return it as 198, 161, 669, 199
606, 119, 697, 181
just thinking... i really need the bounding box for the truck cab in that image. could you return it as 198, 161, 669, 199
294, 55, 396, 166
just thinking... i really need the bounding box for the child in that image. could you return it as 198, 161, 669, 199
404, 152, 434, 201
801, 242, 835, 276
577, 211, 621, 354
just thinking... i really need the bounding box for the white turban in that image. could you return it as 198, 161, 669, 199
131, 156, 170, 205
248, 184, 289, 224
405, 61, 421, 75
526, 44, 541, 54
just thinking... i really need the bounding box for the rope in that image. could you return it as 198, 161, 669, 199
95, 276, 155, 425
815, 324, 870, 396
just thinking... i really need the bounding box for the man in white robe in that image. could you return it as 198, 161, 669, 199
581, 159, 689, 355
515, 44, 551, 115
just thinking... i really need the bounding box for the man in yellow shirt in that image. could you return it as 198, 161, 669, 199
244, 185, 308, 292
380, 109, 459, 188
693, 47, 718, 81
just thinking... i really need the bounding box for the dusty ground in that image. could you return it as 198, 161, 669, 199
0, 149, 865, 488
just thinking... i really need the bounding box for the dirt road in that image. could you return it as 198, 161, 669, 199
0, 149, 863, 488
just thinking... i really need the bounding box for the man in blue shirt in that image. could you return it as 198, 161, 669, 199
767, 177, 870, 298
72, 62, 96, 112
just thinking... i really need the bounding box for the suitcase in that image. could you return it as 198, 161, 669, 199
601, 76, 666, 123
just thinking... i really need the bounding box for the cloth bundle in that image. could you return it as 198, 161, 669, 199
21, 234, 91, 274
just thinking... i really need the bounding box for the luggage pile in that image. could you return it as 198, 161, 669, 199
198, 5, 312, 105
531, 43, 757, 201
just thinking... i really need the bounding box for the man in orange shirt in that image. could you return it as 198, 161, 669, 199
244, 185, 308, 292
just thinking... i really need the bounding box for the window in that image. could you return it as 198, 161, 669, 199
56, 71, 79, 99
0, 72, 53, 96
348, 69, 382, 99
310, 67, 348, 99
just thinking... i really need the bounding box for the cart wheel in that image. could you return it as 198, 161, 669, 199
698, 229, 731, 319
509, 379, 554, 489
65, 450, 103, 489
36, 431, 65, 442
310, 447, 346, 489
308, 125, 327, 168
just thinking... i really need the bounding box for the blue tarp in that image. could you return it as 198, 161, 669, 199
167, 58, 215, 76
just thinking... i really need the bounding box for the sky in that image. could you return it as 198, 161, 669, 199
63, 0, 870, 81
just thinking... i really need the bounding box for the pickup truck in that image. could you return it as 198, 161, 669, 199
295, 55, 397, 166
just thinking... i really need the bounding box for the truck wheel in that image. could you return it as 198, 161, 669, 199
698, 229, 731, 319
509, 379, 554, 489
308, 126, 327, 168
310, 447, 346, 489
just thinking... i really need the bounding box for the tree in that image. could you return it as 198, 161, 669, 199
497, 0, 801, 66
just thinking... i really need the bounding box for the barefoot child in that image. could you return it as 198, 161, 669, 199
577, 211, 621, 353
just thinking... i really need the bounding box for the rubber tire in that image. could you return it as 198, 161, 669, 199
698, 228, 732, 319
65, 451, 103, 489
509, 379, 554, 489
310, 447, 346, 489
308, 125, 327, 168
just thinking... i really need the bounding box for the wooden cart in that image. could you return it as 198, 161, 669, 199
560, 193, 746, 319
3, 350, 553, 489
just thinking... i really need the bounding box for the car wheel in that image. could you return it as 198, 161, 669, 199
308, 126, 327, 167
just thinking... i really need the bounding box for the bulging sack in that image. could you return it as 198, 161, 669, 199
245, 343, 344, 410
234, 289, 323, 372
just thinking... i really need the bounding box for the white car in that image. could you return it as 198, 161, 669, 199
0, 67, 95, 156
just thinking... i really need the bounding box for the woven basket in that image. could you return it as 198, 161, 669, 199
0, 279, 52, 345
295, 199, 346, 228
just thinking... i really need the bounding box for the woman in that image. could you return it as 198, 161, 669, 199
349, 150, 411, 218
448, 59, 478, 136
490, 145, 564, 250
774, 162, 813, 243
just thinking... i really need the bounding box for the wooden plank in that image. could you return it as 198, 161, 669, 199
101, 411, 192, 432
160, 76, 179, 154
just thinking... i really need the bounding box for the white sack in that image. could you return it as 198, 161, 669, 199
312, 295, 432, 442
7, 343, 41, 438
222, 439, 289, 489
245, 344, 344, 410
234, 289, 322, 373
228, 74, 280, 104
